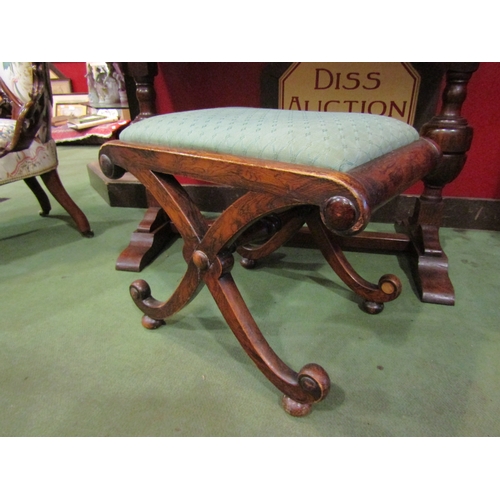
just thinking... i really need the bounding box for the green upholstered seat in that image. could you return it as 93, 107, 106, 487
119, 107, 420, 173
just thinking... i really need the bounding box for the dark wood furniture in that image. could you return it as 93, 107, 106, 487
99, 63, 478, 415
111, 63, 174, 269
114, 63, 478, 306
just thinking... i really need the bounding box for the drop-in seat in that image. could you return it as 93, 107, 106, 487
99, 63, 477, 416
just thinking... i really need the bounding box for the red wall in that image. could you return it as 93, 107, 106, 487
456, 63, 500, 199
52, 62, 89, 93
53, 62, 500, 200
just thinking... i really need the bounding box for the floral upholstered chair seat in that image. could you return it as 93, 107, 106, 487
0, 62, 92, 236
0, 125, 58, 185
0, 62, 58, 183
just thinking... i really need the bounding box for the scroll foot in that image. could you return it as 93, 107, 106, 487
281, 395, 313, 417
141, 315, 165, 329
281, 363, 331, 416
362, 301, 384, 314
240, 257, 256, 269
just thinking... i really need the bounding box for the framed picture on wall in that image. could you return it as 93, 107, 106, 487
52, 93, 89, 118
51, 79, 72, 94
48, 63, 73, 94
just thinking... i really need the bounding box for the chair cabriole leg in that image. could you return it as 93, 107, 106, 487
40, 170, 93, 237
24, 177, 51, 215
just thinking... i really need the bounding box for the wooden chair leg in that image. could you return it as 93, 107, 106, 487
40, 170, 93, 237
24, 177, 51, 215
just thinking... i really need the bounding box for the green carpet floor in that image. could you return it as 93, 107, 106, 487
1, 145, 499, 436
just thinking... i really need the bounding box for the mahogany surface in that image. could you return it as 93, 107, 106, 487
100, 62, 478, 415
100, 134, 440, 415
115, 192, 176, 272
404, 64, 478, 304
114, 62, 162, 269
115, 63, 478, 306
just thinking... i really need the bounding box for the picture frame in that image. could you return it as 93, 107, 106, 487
51, 79, 72, 95
49, 64, 73, 95
48, 64, 67, 80
52, 93, 89, 118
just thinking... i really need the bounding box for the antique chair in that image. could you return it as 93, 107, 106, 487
0, 62, 92, 237
99, 63, 478, 416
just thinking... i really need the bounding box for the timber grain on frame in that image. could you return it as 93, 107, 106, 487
99, 63, 478, 416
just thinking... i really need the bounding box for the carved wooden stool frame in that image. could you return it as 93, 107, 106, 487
100, 137, 440, 416
99, 63, 477, 415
